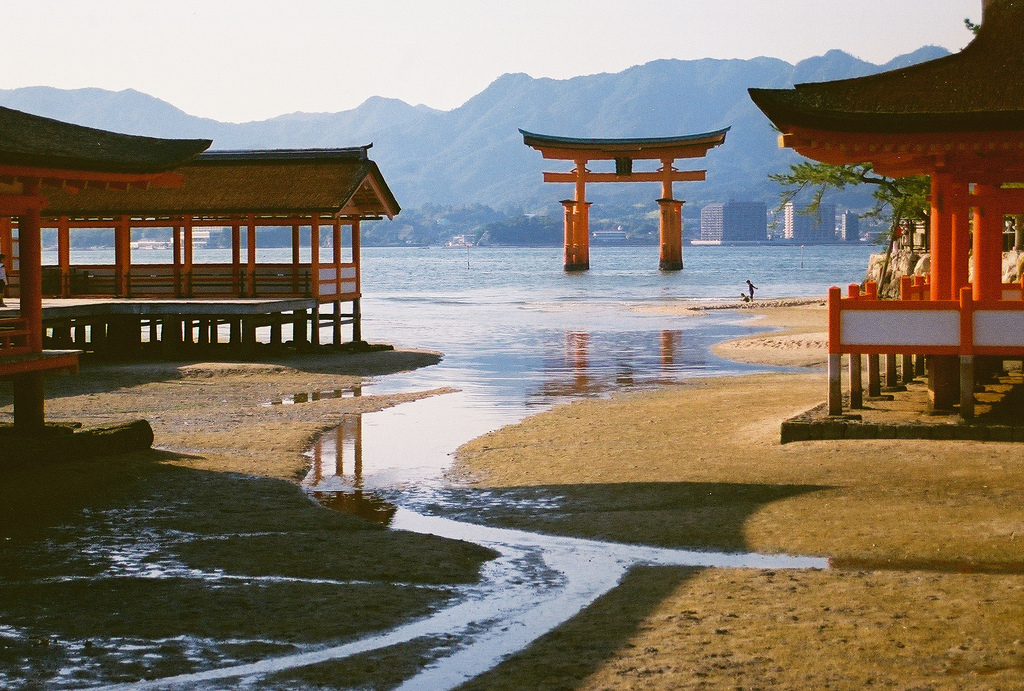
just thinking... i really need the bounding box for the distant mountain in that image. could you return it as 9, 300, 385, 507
0, 46, 949, 217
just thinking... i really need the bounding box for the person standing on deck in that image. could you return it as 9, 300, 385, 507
745, 279, 757, 301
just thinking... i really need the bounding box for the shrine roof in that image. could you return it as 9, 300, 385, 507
748, 0, 1024, 134
0, 106, 211, 174
520, 128, 729, 159
41, 147, 400, 219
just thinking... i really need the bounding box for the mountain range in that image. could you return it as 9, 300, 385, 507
0, 46, 948, 228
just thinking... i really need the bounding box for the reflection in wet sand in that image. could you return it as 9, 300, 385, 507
535, 329, 690, 399
305, 415, 397, 525
263, 385, 363, 407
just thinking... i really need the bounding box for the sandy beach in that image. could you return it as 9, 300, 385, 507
4, 301, 1024, 689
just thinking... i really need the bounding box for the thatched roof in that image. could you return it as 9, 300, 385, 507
0, 106, 210, 174
749, 0, 1024, 134
41, 147, 401, 220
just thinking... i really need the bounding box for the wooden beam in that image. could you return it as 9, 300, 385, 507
542, 170, 706, 183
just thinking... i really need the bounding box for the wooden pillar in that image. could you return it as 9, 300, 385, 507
960, 355, 975, 419
231, 217, 242, 296
868, 355, 881, 397
0, 217, 12, 263
18, 205, 42, 352
561, 199, 577, 270
172, 221, 182, 296
291, 219, 301, 293
902, 353, 914, 385
58, 216, 71, 296
564, 160, 590, 272
310, 213, 320, 300
950, 187, 971, 295
332, 217, 343, 346
114, 215, 130, 297
929, 172, 953, 300
845, 285, 862, 408
247, 215, 257, 297
973, 185, 1003, 302
292, 309, 308, 348
827, 286, 842, 415
885, 353, 899, 388
659, 159, 683, 271
352, 298, 361, 343
658, 199, 684, 271
310, 304, 320, 346
13, 373, 45, 433
183, 215, 194, 297
849, 353, 863, 409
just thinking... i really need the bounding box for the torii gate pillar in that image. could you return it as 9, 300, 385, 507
658, 198, 684, 271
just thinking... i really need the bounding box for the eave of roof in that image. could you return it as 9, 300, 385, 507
39, 150, 400, 220
749, 0, 1024, 135
0, 106, 211, 174
520, 128, 729, 159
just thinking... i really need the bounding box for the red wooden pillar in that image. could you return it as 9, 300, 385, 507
973, 184, 1003, 301
247, 214, 257, 297
16, 198, 44, 432
114, 215, 130, 296
310, 213, 320, 299
183, 215, 194, 297
950, 181, 971, 295
57, 216, 71, 296
565, 160, 590, 271
172, 220, 182, 296
352, 218, 362, 342
230, 216, 241, 295
0, 216, 12, 263
658, 199, 684, 271
332, 217, 342, 345
929, 172, 952, 300
291, 218, 301, 293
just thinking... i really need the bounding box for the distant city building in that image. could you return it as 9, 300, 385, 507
839, 211, 860, 242
784, 202, 837, 243
699, 201, 768, 242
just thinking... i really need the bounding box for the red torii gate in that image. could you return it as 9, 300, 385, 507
521, 129, 728, 271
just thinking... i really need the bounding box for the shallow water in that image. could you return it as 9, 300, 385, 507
283, 245, 871, 689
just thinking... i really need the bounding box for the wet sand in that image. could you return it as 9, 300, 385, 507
0, 348, 497, 689
454, 300, 1024, 689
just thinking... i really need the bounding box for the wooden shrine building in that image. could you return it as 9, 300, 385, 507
0, 105, 211, 432
749, 0, 1024, 418
10, 146, 400, 356
521, 129, 728, 271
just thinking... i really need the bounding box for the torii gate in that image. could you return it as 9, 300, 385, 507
521, 128, 728, 271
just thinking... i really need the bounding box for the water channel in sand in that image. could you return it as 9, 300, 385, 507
75, 245, 871, 689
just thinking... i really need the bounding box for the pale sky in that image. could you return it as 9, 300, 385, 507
4, 0, 979, 123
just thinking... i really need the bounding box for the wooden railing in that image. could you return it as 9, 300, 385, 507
31, 262, 359, 302
0, 317, 31, 356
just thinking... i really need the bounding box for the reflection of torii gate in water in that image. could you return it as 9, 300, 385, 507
521, 128, 729, 271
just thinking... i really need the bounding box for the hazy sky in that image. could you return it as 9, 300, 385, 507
5, 0, 979, 123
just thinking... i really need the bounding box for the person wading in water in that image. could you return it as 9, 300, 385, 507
745, 279, 757, 301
